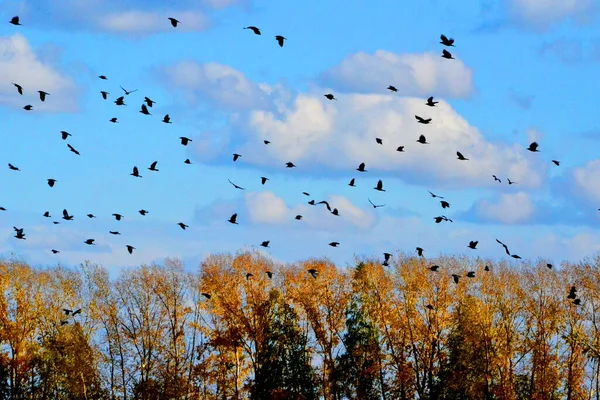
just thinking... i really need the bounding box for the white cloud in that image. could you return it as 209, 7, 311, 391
0, 34, 78, 113
98, 10, 208, 34
245, 191, 289, 224
507, 0, 596, 29
472, 192, 535, 224
572, 159, 600, 203
320, 50, 474, 98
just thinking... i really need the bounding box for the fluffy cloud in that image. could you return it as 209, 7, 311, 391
320, 50, 474, 98
507, 0, 597, 29
572, 159, 600, 203
469, 192, 535, 224
0, 34, 79, 113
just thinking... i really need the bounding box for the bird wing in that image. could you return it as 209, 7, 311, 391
441, 34, 448, 42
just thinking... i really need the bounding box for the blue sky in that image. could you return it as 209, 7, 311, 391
0, 0, 600, 274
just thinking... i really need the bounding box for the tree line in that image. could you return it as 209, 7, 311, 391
0, 251, 599, 399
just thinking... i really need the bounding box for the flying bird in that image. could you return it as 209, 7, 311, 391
493, 175, 501, 183
112, 213, 123, 221
440, 34, 455, 47
440, 201, 450, 209
228, 179, 245, 190
110, 118, 118, 123
396, 146, 405, 152
295, 215, 303, 220
120, 86, 138, 95
261, 177, 269, 185
244, 26, 261, 35
14, 227, 25, 240
109, 231, 121, 235
374, 180, 385, 192
275, 35, 286, 47
168, 17, 180, 27
178, 222, 188, 230
285, 162, 296, 168
162, 114, 172, 124
387, 85, 398, 92
99, 75, 107, 80
348, 178, 356, 187
552, 160, 560, 166
233, 153, 241, 162
416, 247, 424, 257
9, 16, 22, 26
496, 239, 511, 255
452, 274, 460, 284
114, 96, 126, 106
228, 213, 239, 224
527, 142, 540, 152
307, 269, 318, 279
468, 240, 478, 249
426, 96, 438, 107
180, 137, 192, 146
428, 190, 444, 199
417, 134, 428, 144
67, 144, 80, 155
185, 159, 192, 164
357, 163, 367, 172
148, 161, 159, 171
329, 242, 340, 247
23, 105, 33, 111
126, 245, 135, 254
38, 91, 49, 102
47, 179, 56, 187
375, 138, 383, 145
84, 239, 95, 245
415, 115, 432, 124
260, 241, 270, 248
456, 151, 469, 161
144, 97, 156, 107
368, 198, 385, 208
8, 163, 19, 171
324, 93, 337, 100
131, 166, 142, 178
139, 104, 151, 115
62, 209, 74, 221
61, 131, 71, 140
507, 179, 516, 185
139, 209, 149, 216
13, 83, 23, 95
100, 91, 109, 100
442, 49, 454, 59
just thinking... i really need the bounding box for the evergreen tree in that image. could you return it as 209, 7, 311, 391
251, 289, 317, 400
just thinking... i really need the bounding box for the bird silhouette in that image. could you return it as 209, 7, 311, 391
180, 137, 192, 146
84, 239, 95, 245
468, 240, 478, 249
244, 26, 261, 35
440, 34, 455, 47
139, 104, 151, 115
168, 17, 180, 27
13, 83, 23, 95
228, 213, 239, 224
387, 85, 398, 92
139, 210, 149, 216
61, 131, 71, 140
357, 163, 367, 172
121, 86, 138, 95
62, 209, 74, 221
233, 153, 241, 161
307, 269, 318, 279
67, 144, 80, 155
396, 146, 405, 152
527, 142, 540, 152
260, 241, 270, 248
23, 105, 33, 111
178, 222, 189, 230
324, 93, 337, 100
417, 134, 429, 144
428, 190, 444, 199
456, 151, 469, 161
9, 16, 22, 26
368, 198, 385, 208
426, 96, 438, 106
493, 175, 501, 183
375, 138, 383, 145
112, 213, 124, 221
552, 160, 560, 166
131, 166, 142, 178
162, 114, 172, 124
228, 179, 245, 190
148, 161, 159, 171
415, 115, 432, 124
47, 179, 57, 187
38, 91, 49, 102
374, 180, 385, 192
275, 35, 286, 47
348, 178, 356, 187
329, 242, 340, 247
440, 201, 450, 209
285, 162, 296, 168
416, 247, 424, 257
442, 49, 454, 59
126, 245, 135, 254
100, 91, 109, 100
261, 177, 269, 185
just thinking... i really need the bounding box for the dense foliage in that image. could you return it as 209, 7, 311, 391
0, 252, 599, 399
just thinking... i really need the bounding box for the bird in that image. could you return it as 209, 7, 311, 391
264, 140, 271, 145
180, 137, 192, 146
428, 265, 439, 272
233, 153, 241, 162
317, 201, 331, 211
383, 252, 392, 265
99, 75, 108, 80
375, 138, 383, 145
368, 198, 385, 208
567, 286, 577, 300
357, 163, 367, 172
324, 94, 337, 100
43, 211, 51, 218
348, 178, 356, 187
100, 91, 109, 100
527, 142, 540, 152
466, 271, 476, 278
9, 16, 22, 26
84, 239, 95, 245
67, 144, 80, 155
507, 179, 516, 185
285, 162, 296, 168
110, 118, 118, 123
162, 114, 171, 124
428, 190, 444, 199
440, 34, 455, 47
62, 209, 74, 221
415, 115, 432, 124
61, 131, 71, 140
573, 299, 581, 305
295, 215, 303, 220
552, 160, 560, 166
329, 242, 340, 247
331, 208, 339, 216
456, 151, 469, 161
228, 213, 239, 225
493, 175, 501, 183
12, 83, 23, 95
260, 241, 270, 248
185, 159, 192, 164
112, 213, 124, 221
148, 161, 159, 171
416, 247, 424, 257
417, 134, 429, 144
51, 250, 59, 254
440, 201, 450, 209
87, 214, 96, 218
47, 179, 57, 187
109, 231, 121, 235
546, 263, 553, 269
426, 96, 438, 107
114, 96, 126, 106
139, 104, 151, 115
468, 240, 478, 249
307, 269, 318, 279
452, 274, 460, 284
426, 304, 434, 310
8, 163, 19, 171
374, 180, 385, 192
14, 227, 25, 240
442, 49, 454, 59
246, 273, 253, 280
126, 245, 135, 254
72, 309, 82, 316
511, 254, 522, 259
120, 86, 138, 95
131, 166, 142, 178
228, 179, 245, 190
266, 271, 273, 279
261, 177, 269, 185
396, 146, 405, 152
178, 222, 188, 230
484, 265, 490, 271
23, 105, 33, 111
168, 17, 180, 27
38, 91, 49, 102
139, 210, 149, 216
387, 85, 398, 92
144, 97, 156, 107
496, 239, 511, 256
201, 293, 211, 299
275, 35, 286, 47
244, 26, 261, 35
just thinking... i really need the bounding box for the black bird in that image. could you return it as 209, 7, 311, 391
228, 179, 245, 190
428, 190, 444, 199
331, 208, 339, 216
261, 177, 269, 185
100, 91, 109, 100
429, 265, 439, 272
99, 75, 107, 80
8, 163, 19, 171
493, 175, 501, 183
317, 201, 331, 211
233, 153, 241, 161
507, 179, 516, 185
466, 271, 475, 278
126, 245, 135, 254
14, 227, 25, 240
180, 137, 192, 146
527, 142, 540, 152
440, 34, 455, 47
396, 146, 405, 152
442, 49, 454, 59
120, 86, 138, 95
295, 215, 303, 220
129, 166, 142, 178
266, 271, 273, 279
84, 239, 95, 245
9, 16, 22, 26
87, 214, 96, 218
162, 114, 171, 124
374, 180, 385, 192
546, 263, 553, 269
468, 240, 478, 249
368, 198, 385, 208
275, 35, 286, 47
417, 134, 428, 144
573, 299, 581, 305
61, 131, 71, 140
110, 117, 118, 123
357, 162, 367, 172
416, 247, 424, 257
329, 242, 340, 247
184, 159, 192, 164
112, 213, 123, 221
67, 144, 80, 155
457, 151, 469, 161
144, 97, 156, 107
302, 192, 310, 196
426, 96, 438, 107
13, 83, 23, 95
139, 104, 151, 115
324, 93, 337, 100
246, 273, 253, 280
383, 252, 392, 265
178, 222, 188, 230
139, 209, 149, 216
307, 269, 318, 279
72, 309, 82, 316
285, 162, 296, 168
23, 105, 33, 110
38, 91, 49, 102
496, 239, 511, 256
440, 200, 450, 209
109, 231, 121, 235
148, 161, 159, 171
264, 140, 271, 145
43, 211, 51, 218
484, 265, 490, 271
47, 179, 56, 187
52, 250, 59, 254
375, 138, 383, 145
168, 17, 180, 27
244, 26, 261, 35
452, 274, 460, 284
62, 209, 74, 221
201, 293, 211, 299
0, 207, 6, 211
228, 213, 239, 224
567, 286, 577, 300
415, 115, 432, 124
511, 254, 522, 259
114, 96, 126, 106
348, 178, 356, 187
260, 241, 270, 248
387, 85, 398, 92
552, 160, 560, 166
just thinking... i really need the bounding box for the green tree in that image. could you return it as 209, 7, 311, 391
251, 289, 317, 400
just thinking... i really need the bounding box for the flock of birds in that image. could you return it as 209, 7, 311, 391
4, 16, 583, 308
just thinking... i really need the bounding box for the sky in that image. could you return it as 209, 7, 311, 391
0, 0, 600, 274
